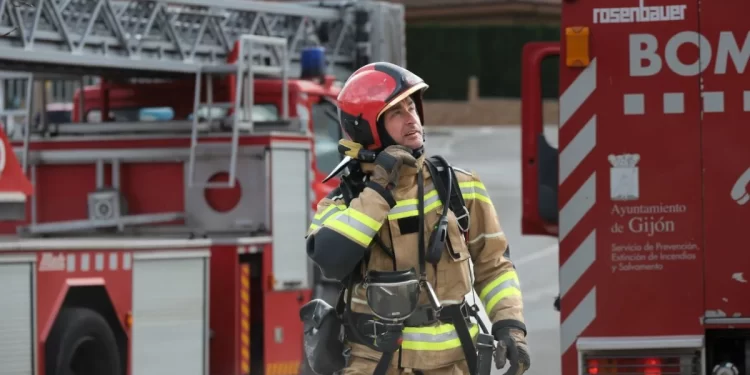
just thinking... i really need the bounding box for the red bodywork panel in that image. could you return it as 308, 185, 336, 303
522, 1, 750, 374
557, 2, 704, 374
0, 124, 33, 197
33, 250, 133, 375
699, 0, 750, 325
1, 135, 306, 233
4, 132, 312, 374
209, 242, 310, 375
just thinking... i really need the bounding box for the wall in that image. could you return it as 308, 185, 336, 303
423, 98, 558, 126
421, 76, 559, 126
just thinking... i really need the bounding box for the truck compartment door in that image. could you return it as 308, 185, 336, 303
0, 255, 34, 374
520, 42, 560, 237
699, 0, 750, 324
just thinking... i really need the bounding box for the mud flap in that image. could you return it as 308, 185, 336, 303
299, 298, 346, 374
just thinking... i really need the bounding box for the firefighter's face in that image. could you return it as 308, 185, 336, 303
382, 96, 423, 149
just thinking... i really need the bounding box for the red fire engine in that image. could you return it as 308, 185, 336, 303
0, 0, 405, 374
522, 1, 750, 375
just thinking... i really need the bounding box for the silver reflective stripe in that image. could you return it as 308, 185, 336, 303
333, 212, 378, 238
460, 184, 490, 199
388, 193, 440, 216
311, 206, 344, 226
482, 278, 520, 305
404, 330, 459, 342
468, 231, 505, 245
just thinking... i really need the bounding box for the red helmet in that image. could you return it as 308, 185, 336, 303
337, 62, 429, 151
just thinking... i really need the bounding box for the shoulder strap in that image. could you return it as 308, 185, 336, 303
424, 155, 470, 234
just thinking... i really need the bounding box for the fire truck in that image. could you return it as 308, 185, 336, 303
0, 0, 405, 374
521, 1, 750, 375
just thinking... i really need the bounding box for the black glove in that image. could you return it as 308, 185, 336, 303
494, 328, 531, 375
370, 145, 417, 189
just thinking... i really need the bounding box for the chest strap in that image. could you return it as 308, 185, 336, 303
424, 156, 470, 234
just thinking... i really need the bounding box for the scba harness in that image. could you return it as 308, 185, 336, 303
300, 155, 495, 375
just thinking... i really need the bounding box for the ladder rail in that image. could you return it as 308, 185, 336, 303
228, 34, 290, 189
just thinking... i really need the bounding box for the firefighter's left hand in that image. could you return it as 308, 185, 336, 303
494, 328, 531, 375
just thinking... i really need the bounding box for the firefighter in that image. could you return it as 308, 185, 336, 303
305, 62, 531, 375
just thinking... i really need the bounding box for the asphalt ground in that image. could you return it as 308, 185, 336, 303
424, 125, 561, 375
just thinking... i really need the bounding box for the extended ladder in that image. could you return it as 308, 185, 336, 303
0, 0, 358, 75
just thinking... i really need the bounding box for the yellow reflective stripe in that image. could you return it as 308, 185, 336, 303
313, 204, 346, 221
387, 189, 440, 220
325, 208, 383, 247
479, 271, 522, 314
401, 323, 480, 351
459, 181, 492, 205
308, 204, 346, 232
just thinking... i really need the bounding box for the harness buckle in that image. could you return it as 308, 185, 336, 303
365, 320, 387, 339
455, 206, 470, 233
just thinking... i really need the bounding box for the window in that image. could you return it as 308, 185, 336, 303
230, 104, 280, 122
86, 106, 175, 122
190, 104, 280, 124
311, 99, 342, 175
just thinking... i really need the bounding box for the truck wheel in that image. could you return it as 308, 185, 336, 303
45, 307, 122, 375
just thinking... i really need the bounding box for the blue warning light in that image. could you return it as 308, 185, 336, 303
301, 47, 326, 79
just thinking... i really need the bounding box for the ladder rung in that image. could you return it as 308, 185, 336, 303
201, 64, 284, 76
240, 34, 291, 47
200, 65, 237, 74
38, 121, 213, 135
254, 66, 284, 76
201, 64, 284, 77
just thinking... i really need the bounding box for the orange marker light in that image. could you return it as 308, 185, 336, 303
565, 26, 590, 67
125, 312, 133, 328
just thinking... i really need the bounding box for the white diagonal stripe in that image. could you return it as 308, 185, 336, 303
559, 172, 596, 242
559, 230, 596, 298
560, 286, 596, 354
559, 115, 596, 184
559, 58, 597, 128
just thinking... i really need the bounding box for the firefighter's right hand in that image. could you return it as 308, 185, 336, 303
370, 145, 418, 190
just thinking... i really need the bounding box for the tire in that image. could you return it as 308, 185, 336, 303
299, 281, 345, 375
45, 307, 122, 375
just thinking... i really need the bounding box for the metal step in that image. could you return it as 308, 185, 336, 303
0, 0, 359, 76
